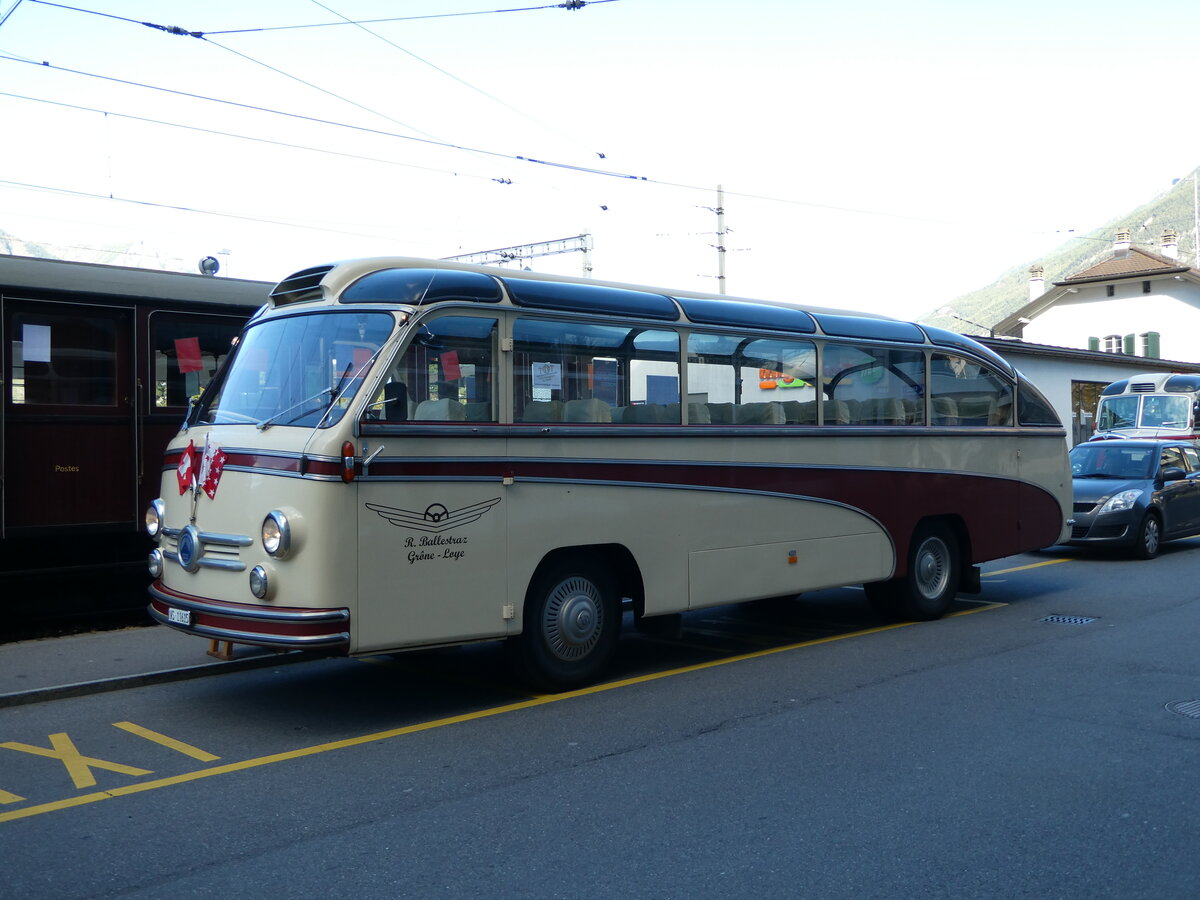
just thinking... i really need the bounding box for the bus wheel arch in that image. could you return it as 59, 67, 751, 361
865, 517, 963, 622
508, 545, 632, 691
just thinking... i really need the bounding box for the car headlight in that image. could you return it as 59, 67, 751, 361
145, 499, 165, 538
1100, 489, 1144, 514
262, 510, 292, 558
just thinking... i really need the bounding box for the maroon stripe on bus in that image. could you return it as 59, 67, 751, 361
364, 458, 1063, 566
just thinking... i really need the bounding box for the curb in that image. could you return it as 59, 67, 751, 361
0, 650, 316, 709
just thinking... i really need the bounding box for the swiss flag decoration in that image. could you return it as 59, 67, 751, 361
176, 440, 196, 495
197, 433, 228, 500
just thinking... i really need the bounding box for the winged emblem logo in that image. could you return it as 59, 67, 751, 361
365, 498, 501, 534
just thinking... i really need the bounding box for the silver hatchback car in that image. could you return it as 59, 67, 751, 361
1068, 439, 1200, 558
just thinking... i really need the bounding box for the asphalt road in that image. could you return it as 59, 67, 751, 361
3, 543, 1200, 898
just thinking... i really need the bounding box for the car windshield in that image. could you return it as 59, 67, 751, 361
195, 311, 395, 428
1070, 444, 1157, 480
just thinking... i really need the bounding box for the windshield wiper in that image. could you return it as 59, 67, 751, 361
257, 387, 333, 431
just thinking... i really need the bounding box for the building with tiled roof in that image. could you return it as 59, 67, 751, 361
994, 229, 1200, 360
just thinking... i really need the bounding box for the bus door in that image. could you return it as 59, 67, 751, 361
354, 314, 511, 652
2, 299, 136, 535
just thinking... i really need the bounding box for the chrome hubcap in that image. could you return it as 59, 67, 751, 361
541, 576, 603, 661
914, 537, 950, 599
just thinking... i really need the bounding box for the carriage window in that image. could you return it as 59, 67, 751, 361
823, 344, 925, 425
10, 312, 117, 406
376, 316, 497, 423
513, 318, 680, 423
930, 353, 1014, 426
150, 313, 244, 410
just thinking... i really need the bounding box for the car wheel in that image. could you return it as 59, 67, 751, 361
1132, 512, 1161, 560
508, 558, 620, 691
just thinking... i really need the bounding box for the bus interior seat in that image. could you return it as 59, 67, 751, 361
464, 401, 492, 422
623, 404, 664, 424
735, 402, 785, 425
564, 398, 612, 423
381, 381, 408, 421
687, 402, 712, 424
520, 399, 564, 422
706, 402, 734, 424
414, 398, 466, 421
957, 395, 995, 425
824, 399, 851, 424
932, 396, 958, 425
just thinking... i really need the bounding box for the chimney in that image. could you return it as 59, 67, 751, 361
1113, 229, 1132, 257
1028, 265, 1045, 302
1161, 228, 1179, 261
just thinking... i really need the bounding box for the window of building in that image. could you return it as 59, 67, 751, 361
1103, 334, 1123, 353
1106, 285, 1116, 297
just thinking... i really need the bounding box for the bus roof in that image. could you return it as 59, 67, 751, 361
268, 256, 1013, 375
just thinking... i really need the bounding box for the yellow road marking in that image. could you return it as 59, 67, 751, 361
984, 558, 1072, 576
1, 602, 1005, 824
113, 722, 221, 762
0, 789, 25, 804
0, 733, 152, 790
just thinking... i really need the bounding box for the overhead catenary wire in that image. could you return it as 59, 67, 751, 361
21, 0, 616, 37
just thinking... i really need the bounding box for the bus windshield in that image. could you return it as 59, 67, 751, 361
196, 311, 394, 428
1097, 394, 1190, 432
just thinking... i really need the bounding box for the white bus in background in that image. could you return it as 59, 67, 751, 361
1093, 372, 1200, 440
144, 258, 1071, 691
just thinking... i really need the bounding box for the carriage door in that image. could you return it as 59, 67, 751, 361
2, 299, 135, 534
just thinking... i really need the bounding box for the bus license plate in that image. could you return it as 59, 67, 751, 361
167, 607, 191, 626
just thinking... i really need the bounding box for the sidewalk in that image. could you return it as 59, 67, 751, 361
0, 623, 306, 708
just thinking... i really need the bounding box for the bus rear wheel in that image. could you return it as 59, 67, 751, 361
509, 558, 620, 692
864, 523, 959, 622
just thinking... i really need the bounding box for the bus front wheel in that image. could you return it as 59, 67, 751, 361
509, 559, 620, 692
864, 523, 959, 622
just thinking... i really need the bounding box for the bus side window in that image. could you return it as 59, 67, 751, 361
824, 344, 925, 426
930, 353, 1013, 426
512, 318, 678, 424
377, 316, 497, 423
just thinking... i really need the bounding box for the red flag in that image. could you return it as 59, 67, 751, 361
174, 337, 204, 374
176, 440, 196, 495
198, 435, 228, 500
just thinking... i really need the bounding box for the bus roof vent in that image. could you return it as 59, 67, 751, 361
504, 278, 679, 320
1130, 382, 1156, 392
676, 297, 816, 334
270, 265, 335, 305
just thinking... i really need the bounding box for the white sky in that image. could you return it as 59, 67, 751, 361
2, 0, 1199, 320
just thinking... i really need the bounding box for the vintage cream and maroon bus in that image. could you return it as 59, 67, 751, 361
146, 258, 1071, 689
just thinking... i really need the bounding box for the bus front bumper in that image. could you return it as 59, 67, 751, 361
148, 583, 351, 651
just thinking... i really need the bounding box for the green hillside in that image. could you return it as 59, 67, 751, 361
920, 167, 1200, 334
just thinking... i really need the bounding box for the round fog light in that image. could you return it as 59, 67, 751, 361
148, 549, 163, 578
249, 565, 270, 599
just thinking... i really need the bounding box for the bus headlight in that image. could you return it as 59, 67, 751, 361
145, 499, 165, 538
262, 510, 292, 558
148, 549, 163, 578
249, 565, 272, 600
